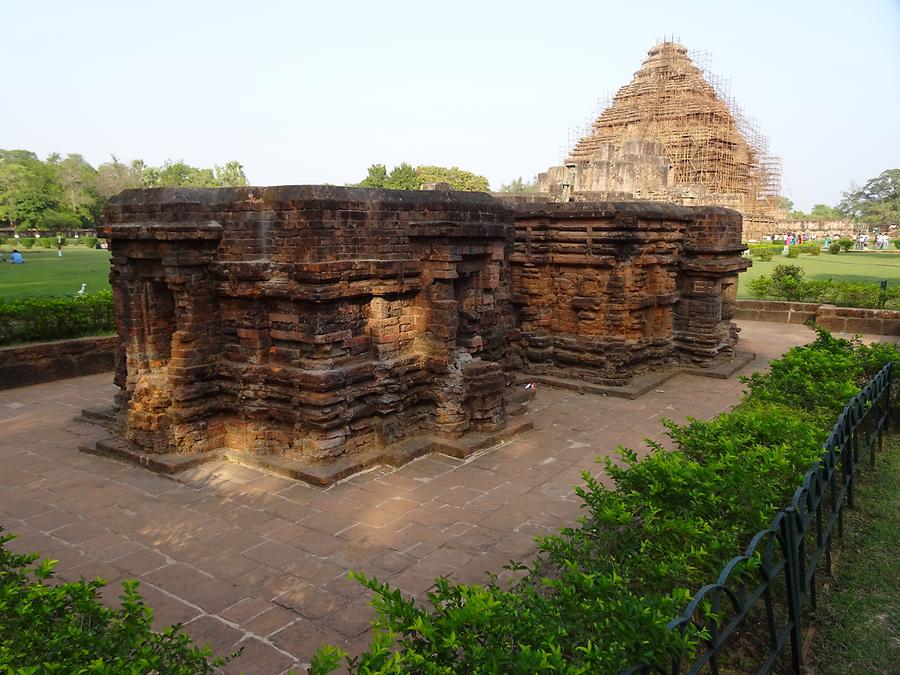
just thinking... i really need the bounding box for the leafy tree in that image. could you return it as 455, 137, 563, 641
498, 176, 538, 194
838, 169, 900, 227
355, 163, 490, 191
1, 152, 251, 229
48, 153, 102, 223
358, 163, 387, 187
416, 165, 489, 191
0, 151, 63, 230
102, 158, 248, 192
809, 203, 842, 221
385, 162, 419, 190
96, 157, 145, 199
213, 160, 248, 187
142, 160, 217, 188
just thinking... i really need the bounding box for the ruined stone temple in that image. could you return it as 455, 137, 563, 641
87, 186, 749, 485
538, 41, 782, 240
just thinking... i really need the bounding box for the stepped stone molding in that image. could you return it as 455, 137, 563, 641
90, 186, 748, 484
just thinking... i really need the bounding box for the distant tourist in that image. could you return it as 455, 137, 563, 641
9, 249, 24, 264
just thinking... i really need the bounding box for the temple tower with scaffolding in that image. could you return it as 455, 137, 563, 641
538, 41, 782, 239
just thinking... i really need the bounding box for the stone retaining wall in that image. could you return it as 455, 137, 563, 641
0, 336, 116, 390
734, 300, 900, 335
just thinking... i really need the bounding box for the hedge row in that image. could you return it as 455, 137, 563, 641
748, 242, 822, 261
748, 264, 900, 309
3, 237, 98, 248
311, 330, 900, 674
0, 291, 116, 345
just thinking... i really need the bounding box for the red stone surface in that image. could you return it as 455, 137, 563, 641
103, 187, 515, 463
510, 201, 749, 383
0, 336, 117, 390
102, 187, 748, 471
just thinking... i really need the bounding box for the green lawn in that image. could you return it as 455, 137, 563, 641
808, 435, 900, 674
0, 247, 112, 299
738, 251, 900, 299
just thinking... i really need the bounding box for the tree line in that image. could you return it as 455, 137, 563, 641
355, 164, 542, 195
356, 163, 491, 192
780, 169, 900, 227
0, 150, 248, 230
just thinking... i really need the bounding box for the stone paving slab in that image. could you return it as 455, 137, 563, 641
0, 321, 894, 673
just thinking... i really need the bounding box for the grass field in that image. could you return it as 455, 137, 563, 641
738, 251, 900, 299
0, 247, 112, 299
809, 435, 900, 674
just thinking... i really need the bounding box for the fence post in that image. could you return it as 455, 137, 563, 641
781, 510, 804, 673
847, 426, 856, 509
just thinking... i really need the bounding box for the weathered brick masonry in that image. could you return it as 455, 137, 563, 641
509, 201, 748, 384
0, 336, 117, 390
97, 187, 747, 482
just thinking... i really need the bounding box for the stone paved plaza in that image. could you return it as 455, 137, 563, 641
1, 321, 894, 674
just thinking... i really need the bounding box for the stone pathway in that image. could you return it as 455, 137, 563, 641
0, 321, 893, 673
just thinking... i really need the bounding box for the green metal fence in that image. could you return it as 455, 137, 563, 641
625, 361, 894, 675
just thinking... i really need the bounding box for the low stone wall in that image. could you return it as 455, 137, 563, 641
0, 336, 116, 390
734, 300, 900, 335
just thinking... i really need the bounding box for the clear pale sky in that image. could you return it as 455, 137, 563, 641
3, 0, 899, 211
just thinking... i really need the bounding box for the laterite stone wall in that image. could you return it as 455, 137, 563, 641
103, 187, 748, 466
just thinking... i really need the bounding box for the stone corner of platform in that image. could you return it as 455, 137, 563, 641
79, 436, 222, 474
681, 350, 756, 379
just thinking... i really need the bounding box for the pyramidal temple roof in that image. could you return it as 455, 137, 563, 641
568, 41, 780, 209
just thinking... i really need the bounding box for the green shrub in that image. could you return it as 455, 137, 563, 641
313, 331, 900, 673
748, 244, 781, 262
747, 275, 774, 298
838, 238, 854, 252
749, 265, 834, 303
0, 291, 116, 345
17, 237, 34, 248
81, 236, 98, 248
829, 243, 841, 254
0, 529, 233, 673
35, 237, 53, 248
829, 281, 899, 310
785, 245, 799, 258
747, 269, 894, 308
771, 264, 803, 282
893, 238, 900, 251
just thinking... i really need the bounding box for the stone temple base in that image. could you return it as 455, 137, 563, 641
90, 187, 752, 488
79, 418, 533, 487
78, 387, 535, 487
515, 350, 755, 399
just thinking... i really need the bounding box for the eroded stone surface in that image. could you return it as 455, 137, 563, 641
100, 187, 747, 478
104, 187, 515, 466
509, 200, 749, 383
